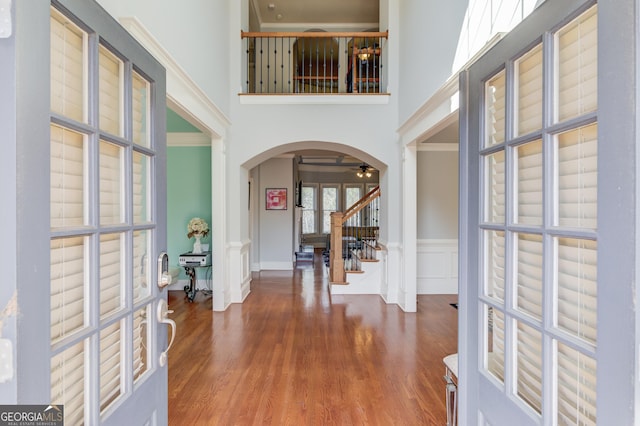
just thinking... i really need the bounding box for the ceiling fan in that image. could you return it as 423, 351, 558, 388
356, 163, 374, 178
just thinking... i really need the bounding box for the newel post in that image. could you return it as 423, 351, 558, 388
329, 211, 345, 284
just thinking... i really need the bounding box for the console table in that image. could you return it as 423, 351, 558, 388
183, 262, 212, 302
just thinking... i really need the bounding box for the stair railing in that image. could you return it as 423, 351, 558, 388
329, 186, 380, 284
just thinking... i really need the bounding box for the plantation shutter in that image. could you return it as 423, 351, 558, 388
99, 233, 124, 319
50, 124, 85, 229
486, 71, 506, 147
515, 44, 543, 136
557, 125, 597, 229
514, 233, 543, 413
132, 72, 150, 148
478, 5, 598, 422
556, 7, 597, 122
50, 8, 85, 122
555, 8, 598, 423
51, 341, 85, 426
98, 45, 123, 137
133, 306, 149, 381
487, 150, 505, 223
516, 140, 543, 225
49, 10, 89, 423
99, 321, 122, 412
99, 140, 124, 225
50, 236, 86, 343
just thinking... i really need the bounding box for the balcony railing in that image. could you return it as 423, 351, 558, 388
241, 31, 389, 95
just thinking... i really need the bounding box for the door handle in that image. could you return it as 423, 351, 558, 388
157, 299, 176, 367
157, 252, 171, 288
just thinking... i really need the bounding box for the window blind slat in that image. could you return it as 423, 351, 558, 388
51, 237, 86, 343
100, 322, 122, 412
486, 71, 506, 146
517, 45, 543, 135
132, 72, 150, 147
133, 307, 149, 382
557, 343, 597, 425
50, 9, 85, 122
98, 45, 122, 136
517, 139, 543, 225
51, 341, 85, 426
557, 6, 597, 122
51, 125, 85, 228
100, 141, 123, 225
517, 322, 542, 413
100, 234, 123, 319
557, 124, 598, 229
516, 234, 543, 320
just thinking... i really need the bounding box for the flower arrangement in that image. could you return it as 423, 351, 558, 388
187, 217, 209, 239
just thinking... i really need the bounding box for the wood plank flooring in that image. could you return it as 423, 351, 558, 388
168, 253, 458, 425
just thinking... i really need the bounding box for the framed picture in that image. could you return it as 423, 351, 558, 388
266, 188, 287, 210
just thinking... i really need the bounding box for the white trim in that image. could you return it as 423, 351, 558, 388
397, 77, 459, 142
417, 110, 459, 144
239, 94, 390, 105
417, 143, 459, 152
229, 240, 252, 304
398, 33, 506, 147
118, 17, 231, 138
417, 239, 458, 294
167, 132, 210, 147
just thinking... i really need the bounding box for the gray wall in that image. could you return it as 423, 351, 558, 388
258, 158, 294, 268
417, 150, 458, 239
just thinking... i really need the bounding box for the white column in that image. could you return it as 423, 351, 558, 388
401, 144, 417, 312
211, 138, 229, 311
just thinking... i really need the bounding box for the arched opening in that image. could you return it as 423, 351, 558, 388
243, 142, 385, 275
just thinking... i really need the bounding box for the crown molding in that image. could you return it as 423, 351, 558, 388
417, 143, 459, 152
118, 17, 231, 138
168, 132, 211, 147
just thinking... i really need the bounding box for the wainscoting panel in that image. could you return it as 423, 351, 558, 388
417, 239, 458, 294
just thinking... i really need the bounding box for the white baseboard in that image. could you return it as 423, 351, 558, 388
260, 261, 294, 271
417, 239, 458, 294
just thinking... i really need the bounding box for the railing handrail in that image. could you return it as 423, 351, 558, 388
329, 186, 380, 284
343, 185, 380, 221
241, 30, 389, 39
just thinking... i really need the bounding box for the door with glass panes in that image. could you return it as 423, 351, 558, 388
459, 1, 600, 424
15, 1, 169, 425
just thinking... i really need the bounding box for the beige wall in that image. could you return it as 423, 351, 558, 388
417, 150, 458, 239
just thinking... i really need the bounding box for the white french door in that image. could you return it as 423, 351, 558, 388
14, 0, 168, 424
460, 0, 603, 424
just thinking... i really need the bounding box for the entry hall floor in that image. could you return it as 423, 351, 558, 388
168, 254, 458, 425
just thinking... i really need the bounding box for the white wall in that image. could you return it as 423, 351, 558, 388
258, 158, 294, 269
398, 0, 468, 124
398, 0, 545, 127
96, 0, 230, 116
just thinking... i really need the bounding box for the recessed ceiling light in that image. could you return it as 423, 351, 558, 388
276, 13, 283, 20
268, 3, 276, 11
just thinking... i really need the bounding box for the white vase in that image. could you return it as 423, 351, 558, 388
193, 234, 202, 254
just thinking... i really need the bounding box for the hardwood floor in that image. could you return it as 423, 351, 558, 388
168, 253, 458, 425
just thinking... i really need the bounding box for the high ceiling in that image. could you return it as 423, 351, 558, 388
251, 0, 379, 29
249, 0, 459, 149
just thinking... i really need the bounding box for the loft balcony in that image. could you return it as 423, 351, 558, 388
240, 31, 389, 96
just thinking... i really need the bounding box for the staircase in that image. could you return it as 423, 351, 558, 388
328, 186, 384, 294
